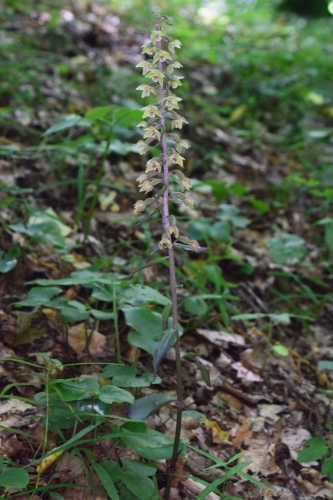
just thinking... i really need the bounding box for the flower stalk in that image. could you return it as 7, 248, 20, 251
134, 14, 201, 499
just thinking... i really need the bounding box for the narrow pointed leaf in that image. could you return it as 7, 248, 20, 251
162, 303, 172, 330
153, 328, 177, 375
194, 359, 211, 387
129, 393, 176, 420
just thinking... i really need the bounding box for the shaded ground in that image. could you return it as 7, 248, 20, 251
1, 1, 333, 499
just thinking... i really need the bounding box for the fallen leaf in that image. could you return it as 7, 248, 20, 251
66, 323, 107, 356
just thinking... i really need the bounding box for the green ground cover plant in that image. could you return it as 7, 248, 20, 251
1, 1, 333, 498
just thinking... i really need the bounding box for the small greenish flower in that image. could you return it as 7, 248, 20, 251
136, 84, 156, 98
161, 95, 181, 110
136, 60, 153, 75
166, 225, 179, 238
143, 126, 161, 141
153, 50, 172, 64
145, 158, 162, 173
142, 105, 161, 119
139, 180, 154, 194
159, 235, 173, 250
135, 140, 149, 155
175, 140, 190, 153
151, 29, 166, 44
168, 152, 185, 167
133, 200, 146, 213
172, 116, 188, 129
168, 39, 182, 52
184, 195, 195, 208
167, 61, 183, 74
136, 173, 148, 184
169, 76, 183, 89
137, 121, 148, 128
179, 177, 191, 191
146, 70, 164, 86
141, 42, 155, 54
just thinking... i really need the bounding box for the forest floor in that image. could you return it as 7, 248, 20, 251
1, 1, 333, 499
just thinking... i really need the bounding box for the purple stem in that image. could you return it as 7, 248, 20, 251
156, 17, 183, 500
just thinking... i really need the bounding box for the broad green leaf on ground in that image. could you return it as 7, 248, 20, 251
120, 426, 185, 460
98, 385, 134, 404
120, 284, 171, 306
297, 437, 328, 463
267, 233, 307, 264
0, 468, 30, 488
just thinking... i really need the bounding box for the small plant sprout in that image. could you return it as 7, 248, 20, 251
134, 13, 203, 500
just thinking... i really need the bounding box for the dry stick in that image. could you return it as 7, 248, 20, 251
156, 17, 183, 500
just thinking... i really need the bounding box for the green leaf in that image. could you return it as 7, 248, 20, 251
319, 360, 333, 370
60, 306, 90, 322
272, 345, 289, 356
231, 312, 290, 324
321, 455, 333, 482
210, 220, 231, 242
29, 270, 123, 287
129, 394, 176, 421
193, 358, 211, 388
92, 461, 119, 500
119, 460, 156, 500
53, 378, 100, 401
297, 437, 328, 463
121, 285, 170, 307
0, 247, 20, 273
100, 364, 136, 379
0, 467, 29, 488
325, 223, 333, 252
90, 309, 114, 320
183, 296, 208, 316
268, 233, 307, 264
124, 307, 165, 354
121, 426, 185, 460
85, 105, 115, 122
43, 114, 89, 136
182, 410, 205, 418
98, 385, 134, 404
153, 328, 177, 375
162, 303, 172, 330
15, 286, 62, 307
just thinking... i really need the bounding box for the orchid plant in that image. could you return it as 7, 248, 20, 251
134, 13, 202, 500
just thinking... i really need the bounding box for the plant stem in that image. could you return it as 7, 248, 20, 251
156, 17, 183, 500
113, 285, 121, 364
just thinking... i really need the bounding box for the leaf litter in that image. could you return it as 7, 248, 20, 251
0, 1, 333, 499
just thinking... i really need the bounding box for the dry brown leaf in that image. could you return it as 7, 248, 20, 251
232, 419, 252, 447
67, 323, 107, 356
239, 430, 281, 476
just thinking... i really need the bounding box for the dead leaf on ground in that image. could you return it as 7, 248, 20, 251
66, 323, 107, 356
